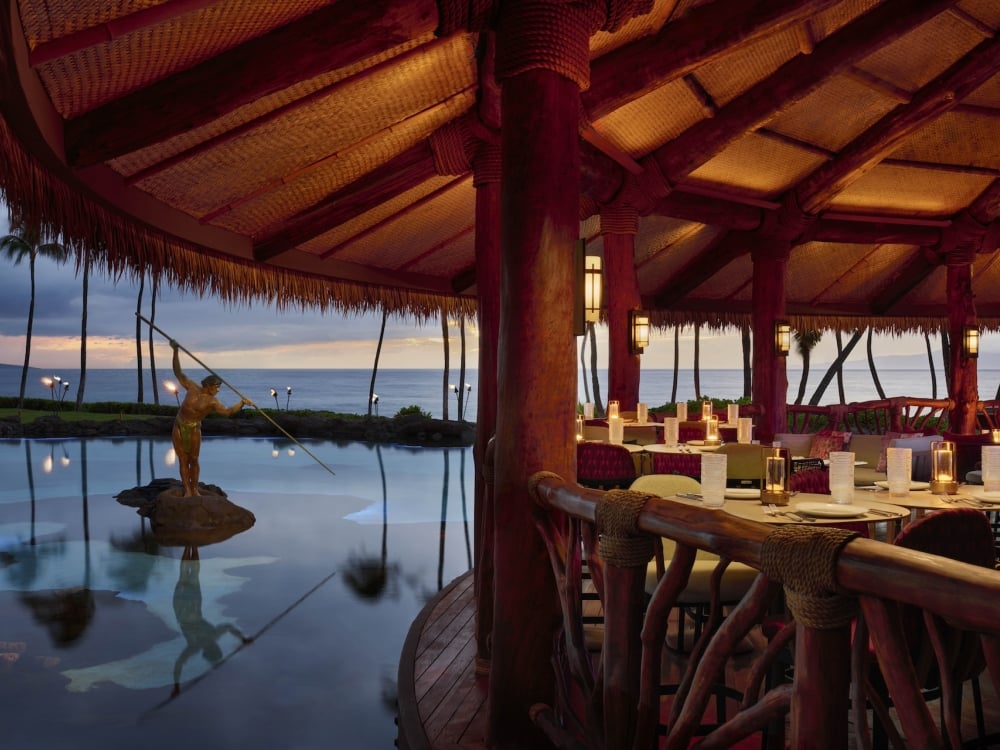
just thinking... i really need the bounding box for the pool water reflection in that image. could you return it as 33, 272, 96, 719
0, 436, 474, 749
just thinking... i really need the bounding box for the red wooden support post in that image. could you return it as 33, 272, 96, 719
603, 205, 642, 409
751, 240, 790, 444
473, 144, 502, 670
489, 3, 588, 745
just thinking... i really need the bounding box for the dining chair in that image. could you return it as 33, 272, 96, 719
855, 508, 997, 749
629, 474, 759, 652
576, 441, 637, 490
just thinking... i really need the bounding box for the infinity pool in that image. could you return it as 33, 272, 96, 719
0, 436, 474, 749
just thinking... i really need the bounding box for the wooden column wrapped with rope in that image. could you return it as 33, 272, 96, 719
760, 525, 860, 749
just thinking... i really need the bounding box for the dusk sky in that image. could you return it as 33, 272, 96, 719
0, 211, 980, 372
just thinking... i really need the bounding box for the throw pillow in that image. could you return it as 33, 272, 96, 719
876, 431, 912, 472
808, 430, 852, 459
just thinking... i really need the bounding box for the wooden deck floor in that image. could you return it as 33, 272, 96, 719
396, 571, 1000, 749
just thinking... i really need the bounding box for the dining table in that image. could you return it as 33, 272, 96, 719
853, 482, 1000, 519
667, 489, 911, 540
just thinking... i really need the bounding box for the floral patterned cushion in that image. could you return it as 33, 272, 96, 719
808, 430, 852, 459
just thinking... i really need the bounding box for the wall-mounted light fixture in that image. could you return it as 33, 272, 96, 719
774, 321, 791, 357
629, 310, 650, 354
962, 325, 980, 359
584, 255, 602, 323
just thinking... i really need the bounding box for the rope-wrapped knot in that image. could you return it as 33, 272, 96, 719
760, 525, 859, 630
596, 490, 654, 567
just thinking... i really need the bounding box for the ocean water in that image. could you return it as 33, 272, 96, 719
2, 363, 994, 422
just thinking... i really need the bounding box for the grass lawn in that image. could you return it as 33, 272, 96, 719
0, 408, 160, 424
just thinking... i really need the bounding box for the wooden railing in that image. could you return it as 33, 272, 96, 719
784, 397, 954, 434
527, 474, 1000, 750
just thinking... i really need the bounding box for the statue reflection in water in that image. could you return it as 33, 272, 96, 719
171, 543, 252, 696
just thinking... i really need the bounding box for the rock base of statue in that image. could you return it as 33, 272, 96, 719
115, 478, 255, 546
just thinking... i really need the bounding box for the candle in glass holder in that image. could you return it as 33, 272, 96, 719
762, 449, 788, 505
930, 440, 957, 494
992, 428, 1000, 445
705, 415, 720, 443
701, 400, 713, 421
576, 415, 585, 442
608, 400, 620, 419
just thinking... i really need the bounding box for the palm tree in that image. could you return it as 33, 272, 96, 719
923, 331, 937, 399
587, 322, 603, 416
368, 309, 388, 416
75, 247, 91, 409
0, 221, 67, 408
135, 271, 145, 403
580, 331, 591, 405
671, 324, 680, 402
793, 329, 823, 405
867, 327, 887, 399
740, 323, 751, 399
809, 329, 864, 406
147, 277, 160, 405
441, 310, 450, 420
693, 324, 702, 400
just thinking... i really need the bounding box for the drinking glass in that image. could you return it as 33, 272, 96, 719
583, 402, 594, 419
608, 416, 624, 445
637, 402, 648, 424
663, 417, 679, 447
727, 403, 739, 424
982, 446, 1000, 492
701, 453, 727, 508
886, 447, 912, 497
737, 417, 753, 444
828, 451, 855, 504
676, 402, 687, 422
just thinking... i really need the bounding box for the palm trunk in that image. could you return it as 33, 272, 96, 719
809, 330, 863, 405
693, 324, 702, 400
671, 324, 679, 402
148, 281, 159, 405
795, 350, 810, 405
580, 333, 590, 404
588, 322, 603, 416
923, 331, 937, 399
18, 253, 36, 409
135, 272, 145, 403
458, 314, 467, 420
75, 254, 89, 410
441, 310, 450, 420
942, 330, 952, 395
868, 328, 886, 399
741, 323, 751, 399
835, 330, 846, 403
368, 309, 388, 416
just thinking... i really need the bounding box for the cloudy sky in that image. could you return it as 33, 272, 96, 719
0, 212, 970, 372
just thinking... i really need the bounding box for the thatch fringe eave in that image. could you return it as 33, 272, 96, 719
0, 114, 477, 323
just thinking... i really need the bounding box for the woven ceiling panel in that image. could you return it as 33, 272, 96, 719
300, 175, 458, 257
809, 0, 881, 39
687, 132, 827, 200
633, 214, 703, 265
693, 29, 801, 109
690, 253, 753, 300
18, 0, 150, 45
959, 70, 1000, 108
958, 0, 1000, 28
829, 163, 994, 216
594, 77, 704, 158
323, 178, 475, 270
28, 0, 328, 118
215, 99, 473, 238
888, 110, 1000, 169
112, 32, 441, 174
768, 76, 896, 152
637, 224, 724, 296
788, 241, 909, 306
854, 11, 984, 92
405, 229, 476, 277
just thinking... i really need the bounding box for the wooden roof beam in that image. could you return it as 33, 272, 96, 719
647, 0, 959, 184
63, 0, 439, 167
793, 35, 1000, 216
583, 0, 842, 120
28, 0, 220, 66
253, 142, 438, 262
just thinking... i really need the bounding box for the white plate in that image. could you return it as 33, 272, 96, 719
969, 490, 1000, 505
795, 502, 869, 518
873, 480, 930, 491
725, 488, 760, 499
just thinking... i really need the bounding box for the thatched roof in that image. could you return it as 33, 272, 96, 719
2, 0, 1000, 331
